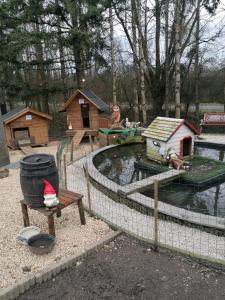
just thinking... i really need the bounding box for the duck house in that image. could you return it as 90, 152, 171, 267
142, 117, 199, 163
2, 107, 52, 148
60, 89, 111, 137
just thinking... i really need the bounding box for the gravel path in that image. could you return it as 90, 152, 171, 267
0, 143, 111, 290
68, 158, 225, 263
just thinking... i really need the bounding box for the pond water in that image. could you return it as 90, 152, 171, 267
94, 143, 225, 217
93, 144, 157, 186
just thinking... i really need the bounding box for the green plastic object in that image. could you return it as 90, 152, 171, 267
98, 128, 131, 134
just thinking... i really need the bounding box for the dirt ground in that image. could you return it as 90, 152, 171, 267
17, 235, 225, 300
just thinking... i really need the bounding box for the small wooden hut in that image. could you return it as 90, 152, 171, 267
60, 89, 111, 136
2, 107, 52, 148
142, 117, 199, 163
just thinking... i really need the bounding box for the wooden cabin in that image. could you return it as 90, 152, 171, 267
60, 89, 111, 135
2, 107, 52, 148
142, 117, 199, 163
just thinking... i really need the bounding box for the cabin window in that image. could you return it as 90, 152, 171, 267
80, 104, 90, 128
25, 114, 32, 120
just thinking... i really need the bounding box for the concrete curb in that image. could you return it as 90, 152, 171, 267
0, 230, 122, 300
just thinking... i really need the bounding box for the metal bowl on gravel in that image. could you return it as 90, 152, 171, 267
17, 226, 41, 245
27, 233, 55, 255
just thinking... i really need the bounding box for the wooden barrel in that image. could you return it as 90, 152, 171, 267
20, 154, 59, 208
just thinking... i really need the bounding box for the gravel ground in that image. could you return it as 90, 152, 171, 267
0, 142, 111, 289
17, 235, 225, 300
68, 158, 225, 263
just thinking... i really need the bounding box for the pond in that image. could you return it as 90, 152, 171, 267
93, 143, 225, 217
93, 144, 158, 186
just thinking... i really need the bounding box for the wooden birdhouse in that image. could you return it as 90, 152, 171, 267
142, 117, 199, 163
60, 89, 111, 135
2, 107, 52, 148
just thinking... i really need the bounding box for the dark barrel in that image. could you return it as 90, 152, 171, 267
20, 154, 59, 208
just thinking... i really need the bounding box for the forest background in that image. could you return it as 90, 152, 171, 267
0, 0, 225, 136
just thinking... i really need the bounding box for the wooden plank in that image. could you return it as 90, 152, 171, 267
20, 145, 35, 155
59, 188, 83, 200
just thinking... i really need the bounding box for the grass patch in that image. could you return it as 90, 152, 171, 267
183, 155, 225, 184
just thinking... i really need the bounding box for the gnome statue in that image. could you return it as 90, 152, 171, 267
43, 179, 59, 208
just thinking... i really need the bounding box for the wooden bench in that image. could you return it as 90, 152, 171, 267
20, 188, 86, 236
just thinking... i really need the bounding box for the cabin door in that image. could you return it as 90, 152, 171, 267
81, 104, 90, 128
13, 127, 30, 140
181, 136, 192, 158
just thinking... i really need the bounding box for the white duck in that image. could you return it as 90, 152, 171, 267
125, 118, 140, 128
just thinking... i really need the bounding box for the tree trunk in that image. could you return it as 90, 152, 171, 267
224, 68, 225, 113
137, 0, 147, 123
194, 0, 201, 123
0, 111, 9, 168
35, 23, 49, 114
175, 0, 181, 119
109, 7, 117, 105
164, 0, 170, 117
131, 0, 140, 121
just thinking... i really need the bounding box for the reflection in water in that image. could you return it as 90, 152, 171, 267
94, 144, 159, 186
94, 144, 225, 216
142, 180, 225, 217
142, 147, 225, 217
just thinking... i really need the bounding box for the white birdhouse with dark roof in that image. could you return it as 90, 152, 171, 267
142, 117, 199, 163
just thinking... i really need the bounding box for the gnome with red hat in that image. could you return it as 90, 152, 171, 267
43, 179, 59, 207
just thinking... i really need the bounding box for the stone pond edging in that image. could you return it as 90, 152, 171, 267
0, 231, 121, 300
87, 145, 225, 234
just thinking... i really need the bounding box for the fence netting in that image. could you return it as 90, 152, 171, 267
57, 139, 225, 266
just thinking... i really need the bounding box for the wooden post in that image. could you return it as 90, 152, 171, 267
89, 135, 94, 152
48, 215, 55, 236
70, 139, 74, 162
77, 199, 86, 225
56, 151, 59, 168
153, 179, 159, 251
21, 201, 30, 227
63, 154, 67, 189
83, 162, 92, 214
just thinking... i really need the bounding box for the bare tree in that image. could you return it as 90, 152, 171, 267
175, 0, 181, 118
164, 0, 170, 117
131, 0, 140, 121
109, 7, 117, 105
194, 0, 201, 122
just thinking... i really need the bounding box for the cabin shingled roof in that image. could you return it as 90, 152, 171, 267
60, 89, 110, 113
1, 106, 52, 124
81, 90, 110, 113
142, 117, 199, 142
1, 106, 26, 122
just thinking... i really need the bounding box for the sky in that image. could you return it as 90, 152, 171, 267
112, 0, 225, 67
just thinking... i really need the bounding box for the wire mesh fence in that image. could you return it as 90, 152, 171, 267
58, 139, 225, 267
